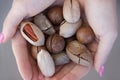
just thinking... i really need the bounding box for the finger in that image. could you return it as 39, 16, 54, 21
1, 2, 26, 43
95, 34, 117, 74
12, 31, 32, 80
62, 65, 90, 80
84, 0, 118, 76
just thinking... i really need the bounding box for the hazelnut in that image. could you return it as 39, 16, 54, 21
76, 24, 95, 44
46, 34, 65, 54
47, 6, 64, 25
31, 46, 45, 60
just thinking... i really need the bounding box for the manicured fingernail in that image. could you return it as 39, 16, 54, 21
99, 65, 104, 77
0, 33, 4, 44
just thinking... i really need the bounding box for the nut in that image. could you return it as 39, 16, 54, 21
76, 24, 95, 44
20, 21, 45, 46
52, 51, 70, 65
46, 34, 65, 54
31, 46, 45, 60
60, 19, 82, 38
34, 13, 55, 35
47, 6, 64, 25
87, 39, 98, 53
66, 40, 93, 67
37, 49, 55, 77
63, 0, 80, 23
65, 36, 76, 44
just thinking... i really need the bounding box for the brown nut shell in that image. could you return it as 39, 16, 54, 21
76, 24, 95, 44
66, 40, 93, 67
31, 46, 45, 60
46, 34, 65, 54
47, 6, 64, 25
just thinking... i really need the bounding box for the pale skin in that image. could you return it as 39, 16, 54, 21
1, 0, 118, 80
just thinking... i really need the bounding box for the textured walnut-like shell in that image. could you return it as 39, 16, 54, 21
66, 40, 93, 67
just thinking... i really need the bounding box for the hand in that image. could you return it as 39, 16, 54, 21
0, 0, 118, 79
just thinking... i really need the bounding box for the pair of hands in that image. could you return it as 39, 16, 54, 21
0, 0, 118, 80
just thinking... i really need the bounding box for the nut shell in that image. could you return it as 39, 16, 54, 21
52, 51, 70, 65
66, 40, 93, 67
76, 24, 95, 44
47, 6, 64, 25
37, 49, 55, 77
46, 34, 65, 54
34, 13, 55, 35
63, 0, 80, 23
20, 21, 45, 46
60, 20, 82, 38
31, 46, 45, 60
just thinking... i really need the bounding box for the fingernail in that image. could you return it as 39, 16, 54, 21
99, 65, 104, 77
0, 33, 4, 44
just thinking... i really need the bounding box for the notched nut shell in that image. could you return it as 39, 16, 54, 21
37, 49, 55, 77
34, 13, 55, 35
60, 19, 82, 38
52, 51, 70, 65
20, 21, 45, 46
63, 0, 80, 23
66, 40, 93, 67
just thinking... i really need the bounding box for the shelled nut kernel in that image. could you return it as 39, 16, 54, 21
46, 34, 65, 54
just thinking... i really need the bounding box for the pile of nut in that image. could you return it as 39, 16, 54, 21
20, 0, 96, 77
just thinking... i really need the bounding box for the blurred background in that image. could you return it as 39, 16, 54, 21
0, 0, 120, 80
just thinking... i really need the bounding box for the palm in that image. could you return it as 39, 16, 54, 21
11, 0, 91, 80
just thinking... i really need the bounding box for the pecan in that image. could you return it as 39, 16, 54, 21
23, 24, 38, 42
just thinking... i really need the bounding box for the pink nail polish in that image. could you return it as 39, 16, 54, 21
99, 65, 104, 77
0, 33, 4, 44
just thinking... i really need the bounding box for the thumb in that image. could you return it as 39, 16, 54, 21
94, 34, 117, 76
0, 2, 26, 43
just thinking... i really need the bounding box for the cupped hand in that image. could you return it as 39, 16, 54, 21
0, 0, 118, 79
